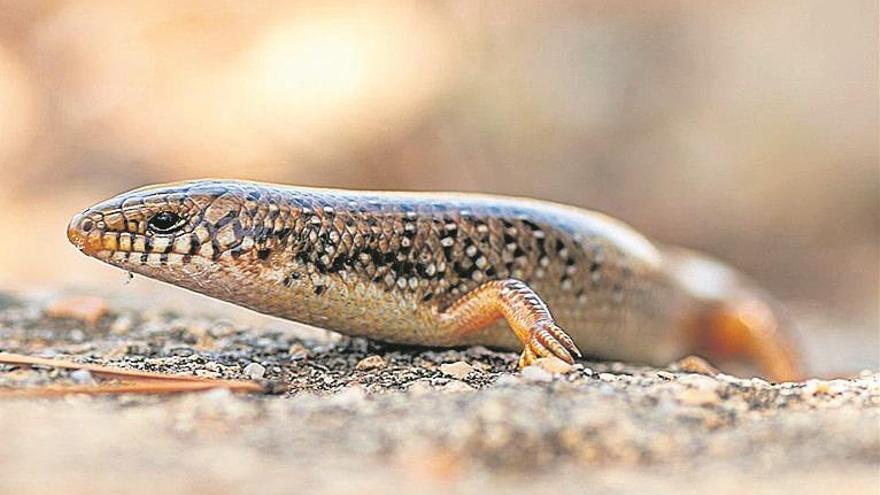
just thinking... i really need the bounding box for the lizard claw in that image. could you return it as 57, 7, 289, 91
517, 321, 581, 368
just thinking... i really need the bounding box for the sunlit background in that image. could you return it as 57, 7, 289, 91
0, 1, 876, 370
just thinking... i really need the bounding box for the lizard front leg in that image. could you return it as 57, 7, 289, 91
438, 279, 582, 368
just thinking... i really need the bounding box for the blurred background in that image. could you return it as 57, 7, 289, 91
0, 1, 876, 370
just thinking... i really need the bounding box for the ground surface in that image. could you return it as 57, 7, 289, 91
0, 288, 877, 495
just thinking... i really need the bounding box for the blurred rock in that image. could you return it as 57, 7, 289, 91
46, 296, 109, 325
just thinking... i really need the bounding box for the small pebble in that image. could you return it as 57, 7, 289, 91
521, 366, 553, 383
802, 379, 831, 396
674, 355, 718, 375
439, 361, 474, 379
532, 357, 574, 375
598, 373, 617, 382
356, 355, 387, 371
288, 343, 309, 360
243, 362, 266, 380
70, 369, 95, 385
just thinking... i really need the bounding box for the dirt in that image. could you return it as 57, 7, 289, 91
0, 289, 877, 495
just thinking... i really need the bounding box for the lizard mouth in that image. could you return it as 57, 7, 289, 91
67, 212, 126, 263
68, 210, 214, 268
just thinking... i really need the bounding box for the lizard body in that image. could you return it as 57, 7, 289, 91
67, 179, 801, 380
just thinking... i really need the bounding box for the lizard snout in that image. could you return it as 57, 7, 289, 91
67, 212, 103, 255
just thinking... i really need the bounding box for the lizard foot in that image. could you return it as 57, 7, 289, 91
518, 321, 581, 369
437, 279, 583, 371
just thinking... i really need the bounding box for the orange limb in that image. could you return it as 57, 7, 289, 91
692, 299, 804, 382
439, 279, 581, 368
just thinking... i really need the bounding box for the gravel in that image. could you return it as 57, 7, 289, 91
242, 362, 266, 380
0, 290, 877, 495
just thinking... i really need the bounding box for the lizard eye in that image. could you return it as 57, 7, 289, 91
147, 211, 185, 234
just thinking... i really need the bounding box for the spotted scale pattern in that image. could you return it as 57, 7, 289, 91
68, 180, 698, 366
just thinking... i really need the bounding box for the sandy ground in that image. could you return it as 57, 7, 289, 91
0, 287, 877, 495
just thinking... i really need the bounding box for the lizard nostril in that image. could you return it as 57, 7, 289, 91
67, 212, 101, 253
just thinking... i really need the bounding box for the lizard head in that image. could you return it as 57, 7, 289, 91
67, 179, 287, 296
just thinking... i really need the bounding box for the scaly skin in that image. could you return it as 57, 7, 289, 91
67, 179, 803, 381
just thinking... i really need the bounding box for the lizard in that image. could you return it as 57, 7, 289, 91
67, 179, 803, 381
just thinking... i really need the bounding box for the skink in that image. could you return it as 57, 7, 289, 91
67, 179, 802, 380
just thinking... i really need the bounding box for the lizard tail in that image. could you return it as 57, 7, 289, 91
664, 248, 805, 382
